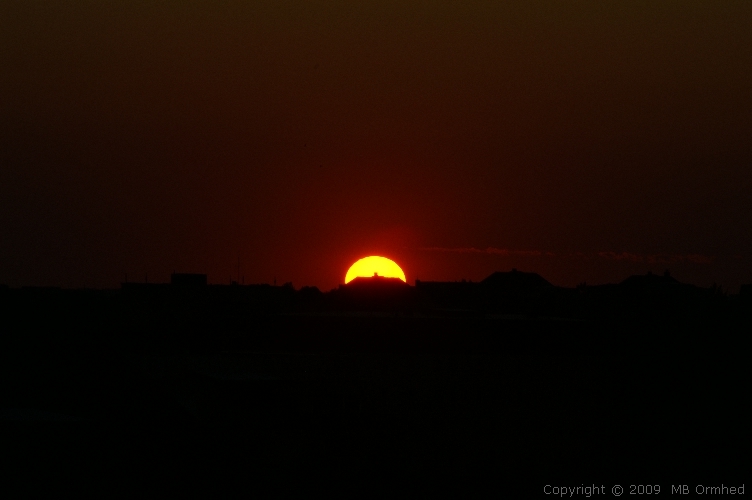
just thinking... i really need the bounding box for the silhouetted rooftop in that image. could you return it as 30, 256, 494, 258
619, 271, 681, 288
344, 275, 410, 289
171, 273, 207, 286
480, 269, 553, 290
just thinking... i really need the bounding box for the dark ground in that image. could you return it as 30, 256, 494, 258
1, 311, 748, 494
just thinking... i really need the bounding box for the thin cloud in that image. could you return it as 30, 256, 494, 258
419, 247, 546, 257
421, 247, 715, 264
597, 251, 642, 262
686, 254, 716, 264
597, 252, 715, 264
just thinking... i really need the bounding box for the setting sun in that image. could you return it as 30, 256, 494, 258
345, 256, 406, 284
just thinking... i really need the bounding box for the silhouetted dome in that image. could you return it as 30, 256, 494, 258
620, 271, 680, 288
480, 270, 552, 290
345, 275, 409, 289
299, 286, 322, 296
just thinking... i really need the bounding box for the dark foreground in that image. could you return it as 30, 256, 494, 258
1, 313, 748, 493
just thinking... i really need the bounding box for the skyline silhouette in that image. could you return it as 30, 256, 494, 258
4, 266, 745, 323
2, 1, 750, 488
2, 263, 749, 490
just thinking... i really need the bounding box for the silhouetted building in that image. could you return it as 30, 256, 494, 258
477, 269, 556, 315
171, 273, 207, 287
295, 286, 325, 312
565, 270, 720, 321
344, 275, 409, 290
332, 275, 414, 312
413, 270, 559, 316
619, 270, 679, 289
414, 279, 479, 314
480, 269, 553, 291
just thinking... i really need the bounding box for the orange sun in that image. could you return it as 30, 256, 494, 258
345, 256, 406, 284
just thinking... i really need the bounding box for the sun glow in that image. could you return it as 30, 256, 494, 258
345, 256, 406, 284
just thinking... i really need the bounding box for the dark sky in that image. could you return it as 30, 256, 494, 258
2, 1, 751, 291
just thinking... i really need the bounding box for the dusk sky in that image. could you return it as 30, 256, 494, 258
2, 1, 750, 292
